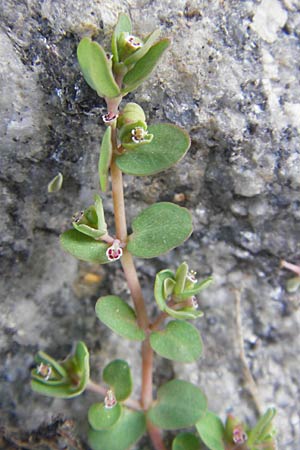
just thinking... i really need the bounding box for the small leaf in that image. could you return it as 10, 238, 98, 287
248, 408, 277, 448
103, 360, 132, 401
60, 229, 110, 264
172, 433, 200, 450
122, 39, 170, 93
154, 269, 175, 311
127, 202, 193, 258
77, 37, 120, 98
174, 262, 189, 296
286, 276, 300, 293
48, 172, 63, 193
124, 29, 160, 66
95, 295, 146, 341
179, 277, 213, 300
147, 379, 207, 430
31, 342, 90, 399
88, 408, 146, 450
196, 411, 226, 450
88, 402, 122, 431
99, 127, 112, 192
116, 123, 190, 176
150, 320, 203, 363
112, 13, 132, 63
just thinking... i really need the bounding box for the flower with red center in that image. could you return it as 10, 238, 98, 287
106, 240, 123, 261
104, 389, 117, 409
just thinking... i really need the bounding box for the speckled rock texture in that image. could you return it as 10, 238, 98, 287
1, 0, 300, 449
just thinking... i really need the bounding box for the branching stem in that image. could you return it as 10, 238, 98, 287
87, 380, 142, 411
108, 110, 166, 450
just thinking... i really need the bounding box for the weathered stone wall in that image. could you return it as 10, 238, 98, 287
1, 0, 299, 448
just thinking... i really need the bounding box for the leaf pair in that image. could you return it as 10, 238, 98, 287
95, 296, 202, 363
88, 359, 132, 431
31, 341, 89, 398
60, 202, 192, 262
77, 14, 170, 99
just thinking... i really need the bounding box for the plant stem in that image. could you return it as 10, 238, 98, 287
280, 259, 300, 276
234, 288, 263, 416
109, 123, 165, 450
147, 420, 168, 450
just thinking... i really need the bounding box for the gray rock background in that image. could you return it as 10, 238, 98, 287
1, 0, 300, 448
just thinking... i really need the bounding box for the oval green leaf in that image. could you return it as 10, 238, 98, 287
127, 202, 193, 258
124, 29, 160, 66
99, 126, 112, 192
172, 433, 200, 450
286, 276, 300, 293
179, 277, 213, 300
196, 411, 226, 450
154, 269, 175, 311
112, 13, 132, 63
88, 402, 122, 431
88, 408, 146, 450
248, 408, 277, 447
77, 37, 120, 98
150, 320, 203, 363
103, 360, 132, 401
48, 172, 63, 193
116, 123, 190, 176
148, 379, 207, 430
122, 38, 170, 93
60, 229, 110, 264
95, 295, 146, 341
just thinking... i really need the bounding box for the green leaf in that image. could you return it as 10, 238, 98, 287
127, 202, 193, 258
179, 277, 213, 300
112, 13, 132, 63
77, 37, 121, 98
196, 411, 226, 450
122, 38, 170, 93
174, 262, 189, 296
116, 123, 190, 176
248, 408, 277, 448
72, 196, 107, 239
88, 408, 146, 450
154, 269, 175, 311
95, 295, 146, 341
124, 29, 160, 66
150, 320, 203, 363
103, 360, 132, 401
172, 433, 200, 450
148, 379, 207, 430
99, 127, 112, 192
286, 276, 300, 293
47, 172, 63, 193
60, 229, 110, 264
31, 341, 90, 399
88, 402, 122, 431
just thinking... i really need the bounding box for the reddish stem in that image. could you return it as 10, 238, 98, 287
280, 259, 300, 276
108, 112, 166, 449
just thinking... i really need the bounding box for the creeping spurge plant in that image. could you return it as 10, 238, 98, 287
31, 14, 277, 450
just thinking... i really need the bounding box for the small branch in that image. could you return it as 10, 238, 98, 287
150, 312, 168, 331
86, 380, 142, 411
147, 420, 168, 450
234, 289, 264, 416
280, 259, 300, 276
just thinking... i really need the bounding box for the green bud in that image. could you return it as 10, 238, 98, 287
72, 195, 107, 239
117, 102, 146, 128
117, 32, 143, 61
31, 341, 90, 399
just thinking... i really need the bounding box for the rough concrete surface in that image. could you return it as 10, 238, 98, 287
1, 0, 300, 449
